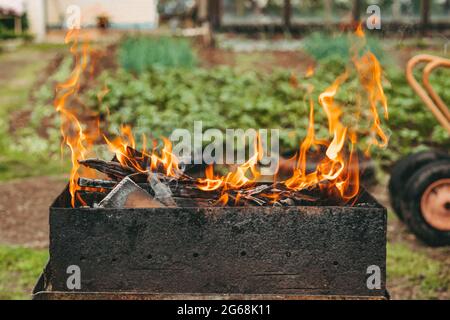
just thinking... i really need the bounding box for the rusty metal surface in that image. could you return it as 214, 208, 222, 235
406, 54, 450, 134
43, 188, 387, 298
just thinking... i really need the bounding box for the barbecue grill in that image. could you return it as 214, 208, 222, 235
33, 185, 388, 300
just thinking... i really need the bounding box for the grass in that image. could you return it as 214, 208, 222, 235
387, 242, 450, 299
0, 43, 70, 181
0, 245, 48, 300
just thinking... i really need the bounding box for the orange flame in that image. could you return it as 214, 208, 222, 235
283, 25, 388, 201
54, 29, 96, 207
104, 127, 183, 178
305, 65, 315, 78
55, 24, 388, 207
197, 134, 263, 192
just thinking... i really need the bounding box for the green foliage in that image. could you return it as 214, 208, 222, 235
303, 32, 384, 62
0, 245, 48, 300
80, 55, 450, 165
382, 67, 450, 165
0, 45, 71, 181
0, 30, 33, 41
26, 41, 449, 169
88, 66, 329, 151
118, 36, 197, 74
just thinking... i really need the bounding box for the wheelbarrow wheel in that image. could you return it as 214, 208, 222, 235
388, 151, 449, 221
401, 160, 450, 246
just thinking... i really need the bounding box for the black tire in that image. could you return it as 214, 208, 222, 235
401, 160, 450, 247
388, 150, 449, 221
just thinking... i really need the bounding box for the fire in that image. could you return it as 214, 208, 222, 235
104, 126, 183, 178
198, 25, 388, 203
284, 26, 388, 200
305, 65, 315, 78
149, 137, 182, 178
53, 29, 98, 207
54, 24, 388, 207
197, 134, 263, 192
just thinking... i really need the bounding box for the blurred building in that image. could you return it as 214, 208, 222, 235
0, 0, 26, 34
10, 0, 450, 41
23, 0, 159, 42
207, 0, 450, 32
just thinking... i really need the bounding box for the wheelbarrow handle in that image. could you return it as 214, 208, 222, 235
406, 54, 450, 135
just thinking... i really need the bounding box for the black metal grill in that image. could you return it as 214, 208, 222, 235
33, 186, 388, 300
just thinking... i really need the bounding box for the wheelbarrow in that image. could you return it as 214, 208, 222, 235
389, 54, 450, 246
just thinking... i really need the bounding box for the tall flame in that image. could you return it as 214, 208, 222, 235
197, 25, 388, 203
54, 25, 388, 207
54, 29, 96, 207
284, 25, 387, 200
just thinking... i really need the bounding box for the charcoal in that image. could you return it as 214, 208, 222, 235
78, 178, 117, 189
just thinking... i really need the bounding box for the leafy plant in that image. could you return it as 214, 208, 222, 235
118, 36, 197, 74
30, 50, 450, 168
302, 32, 384, 62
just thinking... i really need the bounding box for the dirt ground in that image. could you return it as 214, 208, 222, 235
0, 176, 66, 248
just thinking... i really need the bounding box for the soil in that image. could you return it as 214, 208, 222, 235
0, 176, 67, 248
197, 44, 315, 74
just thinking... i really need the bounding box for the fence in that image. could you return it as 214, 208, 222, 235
207, 0, 450, 32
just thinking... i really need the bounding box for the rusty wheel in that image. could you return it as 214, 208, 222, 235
420, 178, 450, 231
402, 160, 450, 246
389, 151, 449, 221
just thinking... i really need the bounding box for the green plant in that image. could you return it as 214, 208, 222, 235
0, 245, 48, 300
0, 45, 70, 181
302, 32, 384, 62
381, 67, 450, 166
29, 46, 450, 170
118, 36, 197, 74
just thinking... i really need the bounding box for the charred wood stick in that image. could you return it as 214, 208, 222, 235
78, 159, 137, 181
78, 178, 117, 189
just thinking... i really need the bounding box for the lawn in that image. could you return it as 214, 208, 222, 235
387, 242, 450, 299
0, 245, 48, 300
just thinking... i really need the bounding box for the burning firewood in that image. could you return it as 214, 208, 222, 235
78, 159, 137, 181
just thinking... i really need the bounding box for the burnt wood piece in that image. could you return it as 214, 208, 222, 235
78, 178, 117, 189
74, 178, 333, 207
45, 188, 387, 297
78, 159, 148, 182
78, 159, 137, 181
